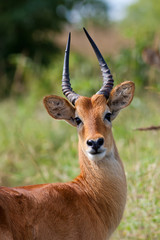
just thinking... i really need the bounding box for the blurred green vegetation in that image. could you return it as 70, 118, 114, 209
123, 0, 160, 39
0, 0, 160, 239
0, 0, 108, 97
120, 0, 160, 92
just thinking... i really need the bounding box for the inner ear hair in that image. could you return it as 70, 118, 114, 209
44, 96, 68, 119
43, 95, 76, 126
108, 81, 135, 119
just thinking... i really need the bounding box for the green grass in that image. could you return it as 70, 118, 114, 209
112, 92, 160, 239
0, 90, 159, 239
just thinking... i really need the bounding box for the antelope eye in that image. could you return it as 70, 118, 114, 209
74, 117, 82, 126
104, 112, 111, 122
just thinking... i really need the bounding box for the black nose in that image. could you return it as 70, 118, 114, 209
87, 138, 104, 151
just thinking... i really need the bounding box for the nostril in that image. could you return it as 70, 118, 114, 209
97, 138, 104, 147
87, 138, 104, 150
87, 139, 94, 147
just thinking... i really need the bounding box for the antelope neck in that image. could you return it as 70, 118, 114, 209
77, 141, 125, 183
73, 142, 127, 236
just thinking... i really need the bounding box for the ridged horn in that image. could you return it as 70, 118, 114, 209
83, 27, 114, 98
62, 32, 80, 105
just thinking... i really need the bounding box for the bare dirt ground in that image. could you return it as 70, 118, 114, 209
54, 25, 132, 56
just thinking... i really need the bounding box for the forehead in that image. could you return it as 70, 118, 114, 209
75, 94, 109, 116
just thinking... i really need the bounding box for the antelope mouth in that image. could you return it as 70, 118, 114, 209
88, 148, 106, 155
91, 151, 103, 155
87, 149, 106, 161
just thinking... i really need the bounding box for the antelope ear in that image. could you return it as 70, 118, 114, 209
108, 81, 135, 120
43, 95, 76, 126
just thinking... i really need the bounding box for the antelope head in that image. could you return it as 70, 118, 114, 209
43, 28, 135, 163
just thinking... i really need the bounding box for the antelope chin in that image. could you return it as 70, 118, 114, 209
86, 149, 106, 161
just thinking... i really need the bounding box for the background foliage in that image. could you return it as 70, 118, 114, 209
120, 0, 160, 91
0, 0, 160, 239
0, 0, 108, 97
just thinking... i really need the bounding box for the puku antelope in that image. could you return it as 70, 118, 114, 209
0, 28, 135, 240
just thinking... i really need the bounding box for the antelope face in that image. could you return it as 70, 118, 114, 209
75, 95, 112, 161
44, 80, 134, 162
43, 28, 135, 162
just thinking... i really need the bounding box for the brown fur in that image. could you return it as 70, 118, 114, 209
0, 81, 135, 240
